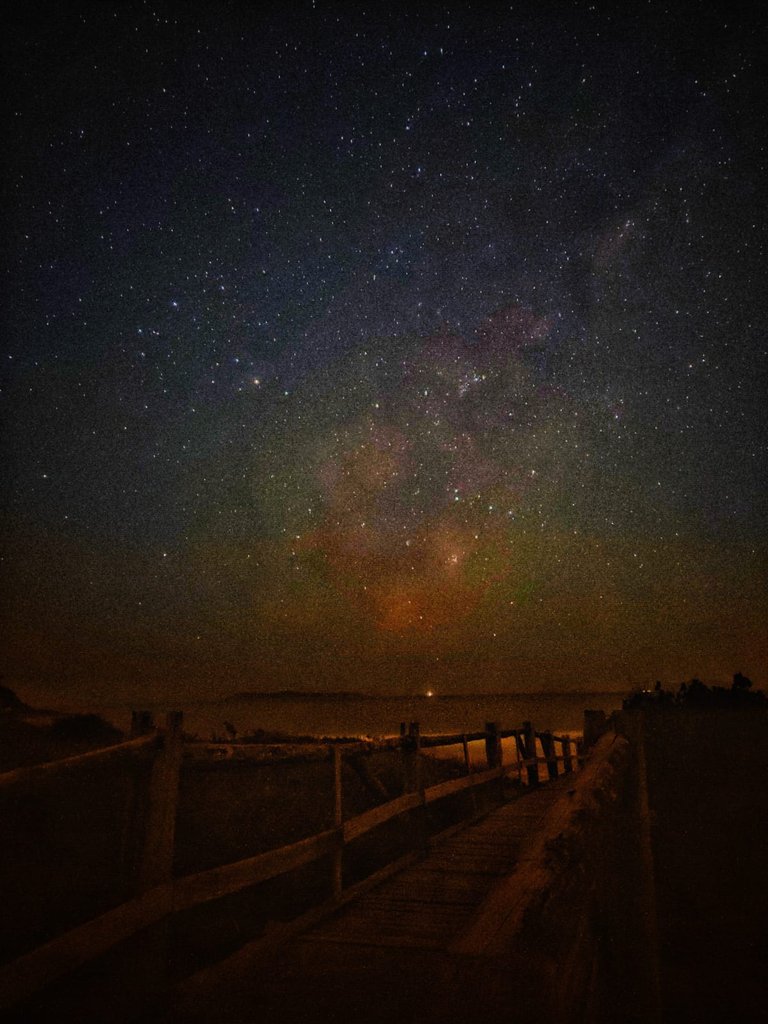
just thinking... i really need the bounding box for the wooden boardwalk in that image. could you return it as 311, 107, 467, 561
172, 775, 576, 1024
1, 717, 583, 1020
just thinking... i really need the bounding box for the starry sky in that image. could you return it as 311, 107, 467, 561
3, 1, 766, 703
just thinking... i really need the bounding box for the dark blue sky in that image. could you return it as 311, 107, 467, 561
3, 2, 766, 701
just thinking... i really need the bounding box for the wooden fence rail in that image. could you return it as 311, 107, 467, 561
0, 732, 159, 789
0, 713, 584, 1012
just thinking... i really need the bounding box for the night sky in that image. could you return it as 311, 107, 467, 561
3, 2, 766, 703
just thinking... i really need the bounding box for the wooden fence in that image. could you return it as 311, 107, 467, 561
0, 714, 582, 1011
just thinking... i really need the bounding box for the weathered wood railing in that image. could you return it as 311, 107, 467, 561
0, 714, 582, 1011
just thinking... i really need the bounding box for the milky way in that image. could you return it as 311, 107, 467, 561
3, 3, 766, 700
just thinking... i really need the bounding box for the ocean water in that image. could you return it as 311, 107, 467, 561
174, 690, 623, 741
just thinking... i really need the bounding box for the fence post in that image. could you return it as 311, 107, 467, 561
403, 722, 428, 850
121, 711, 155, 883
332, 745, 343, 898
403, 721, 421, 793
130, 711, 182, 1010
583, 709, 607, 748
131, 710, 154, 738
484, 722, 502, 769
541, 730, 558, 780
137, 711, 183, 893
461, 733, 471, 774
523, 720, 539, 787
461, 732, 479, 816
514, 731, 525, 784
576, 736, 586, 767
562, 735, 573, 773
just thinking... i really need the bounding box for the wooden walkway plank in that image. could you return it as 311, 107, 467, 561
381, 868, 491, 896
171, 774, 579, 1024
359, 890, 480, 909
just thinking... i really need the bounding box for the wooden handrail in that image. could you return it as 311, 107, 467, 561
184, 743, 333, 765
173, 829, 340, 912
419, 730, 487, 748
424, 765, 503, 803
343, 792, 423, 843
0, 725, 581, 783
0, 712, 584, 1011
0, 885, 172, 1010
0, 733, 158, 789
183, 728, 578, 765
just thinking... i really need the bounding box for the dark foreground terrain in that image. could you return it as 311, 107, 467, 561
640, 708, 768, 1022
